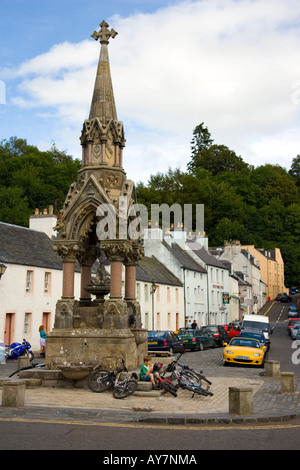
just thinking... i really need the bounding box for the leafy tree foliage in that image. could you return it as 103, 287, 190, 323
137, 124, 300, 286
0, 137, 81, 226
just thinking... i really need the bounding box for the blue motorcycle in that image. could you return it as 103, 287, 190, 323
5, 338, 34, 362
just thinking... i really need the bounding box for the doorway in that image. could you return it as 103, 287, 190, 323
4, 313, 15, 345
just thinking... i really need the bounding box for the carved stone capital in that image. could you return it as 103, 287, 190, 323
124, 242, 144, 266
101, 239, 132, 262
53, 241, 79, 262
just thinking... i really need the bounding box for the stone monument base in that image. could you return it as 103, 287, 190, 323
46, 327, 147, 370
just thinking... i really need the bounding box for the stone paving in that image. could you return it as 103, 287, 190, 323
0, 348, 300, 425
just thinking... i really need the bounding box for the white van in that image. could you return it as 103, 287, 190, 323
242, 314, 270, 339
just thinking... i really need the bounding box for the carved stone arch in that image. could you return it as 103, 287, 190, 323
68, 199, 102, 242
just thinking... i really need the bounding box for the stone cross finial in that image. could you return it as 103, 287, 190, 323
91, 20, 118, 44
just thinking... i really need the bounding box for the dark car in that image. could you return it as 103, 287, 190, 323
176, 329, 215, 351
239, 329, 271, 351
148, 330, 185, 354
281, 293, 292, 303
288, 303, 298, 318
198, 325, 230, 347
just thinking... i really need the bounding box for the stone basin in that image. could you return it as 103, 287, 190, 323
57, 362, 101, 381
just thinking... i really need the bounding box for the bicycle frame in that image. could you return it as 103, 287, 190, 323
174, 370, 213, 397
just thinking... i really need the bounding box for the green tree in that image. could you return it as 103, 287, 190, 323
0, 137, 81, 226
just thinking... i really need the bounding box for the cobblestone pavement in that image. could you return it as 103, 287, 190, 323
0, 348, 300, 425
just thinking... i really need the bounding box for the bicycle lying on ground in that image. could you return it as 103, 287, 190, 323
88, 359, 138, 399
152, 362, 178, 397
165, 354, 214, 398
8, 361, 45, 378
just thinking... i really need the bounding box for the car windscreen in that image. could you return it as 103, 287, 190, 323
242, 320, 269, 332
148, 331, 166, 339
230, 338, 261, 348
178, 330, 194, 337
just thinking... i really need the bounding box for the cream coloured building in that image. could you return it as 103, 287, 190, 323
241, 245, 287, 300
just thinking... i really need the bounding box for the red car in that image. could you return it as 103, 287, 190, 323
287, 319, 300, 336
223, 325, 241, 339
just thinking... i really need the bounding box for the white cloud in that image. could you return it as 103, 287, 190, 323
6, 0, 300, 182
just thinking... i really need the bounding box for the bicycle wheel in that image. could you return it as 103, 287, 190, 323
161, 380, 177, 397
88, 369, 113, 393
113, 379, 138, 399
193, 387, 214, 397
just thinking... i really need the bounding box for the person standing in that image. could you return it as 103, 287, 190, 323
39, 325, 47, 357
191, 319, 198, 329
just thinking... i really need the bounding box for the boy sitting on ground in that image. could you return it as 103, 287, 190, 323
140, 355, 160, 389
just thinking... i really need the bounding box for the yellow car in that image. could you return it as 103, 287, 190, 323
223, 337, 268, 367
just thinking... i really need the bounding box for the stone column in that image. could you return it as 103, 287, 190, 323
62, 261, 75, 298
125, 264, 136, 300
124, 242, 144, 301
77, 242, 99, 302
110, 261, 123, 298
80, 265, 92, 300
101, 240, 132, 299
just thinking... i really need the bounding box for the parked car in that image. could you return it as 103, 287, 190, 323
223, 325, 241, 339
239, 329, 271, 351
223, 337, 268, 367
291, 325, 300, 340
281, 293, 292, 303
199, 325, 230, 347
176, 329, 215, 351
289, 288, 297, 295
148, 330, 185, 354
287, 319, 300, 336
288, 303, 298, 318
276, 293, 284, 301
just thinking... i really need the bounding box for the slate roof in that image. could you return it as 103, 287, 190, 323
162, 241, 207, 274
136, 256, 183, 286
0, 222, 63, 270
186, 241, 229, 270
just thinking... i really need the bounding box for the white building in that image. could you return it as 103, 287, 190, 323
185, 240, 230, 326
143, 229, 208, 328
135, 256, 184, 331
0, 220, 81, 351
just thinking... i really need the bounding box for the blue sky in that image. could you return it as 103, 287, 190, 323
1, 0, 300, 183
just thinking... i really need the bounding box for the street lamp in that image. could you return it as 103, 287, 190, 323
0, 263, 7, 280
150, 279, 157, 331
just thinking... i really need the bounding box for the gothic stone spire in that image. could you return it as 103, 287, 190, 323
80, 20, 125, 169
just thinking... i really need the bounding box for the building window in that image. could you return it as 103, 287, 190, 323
44, 272, 51, 294
175, 288, 179, 304
26, 270, 33, 293
24, 312, 31, 335
156, 312, 160, 330
167, 286, 171, 302
144, 284, 149, 302
136, 283, 140, 300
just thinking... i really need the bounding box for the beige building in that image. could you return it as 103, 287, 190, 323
241, 245, 287, 301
